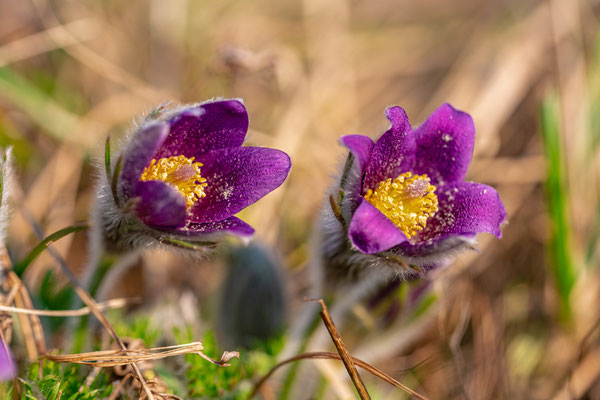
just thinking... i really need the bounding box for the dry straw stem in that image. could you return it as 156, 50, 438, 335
552, 316, 600, 399
4, 270, 47, 361
0, 297, 139, 317
107, 374, 183, 400
551, 348, 600, 400
1, 244, 47, 361
45, 341, 239, 369
248, 351, 429, 400
307, 298, 371, 400
108, 374, 181, 400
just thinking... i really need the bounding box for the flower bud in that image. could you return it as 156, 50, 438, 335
217, 243, 286, 349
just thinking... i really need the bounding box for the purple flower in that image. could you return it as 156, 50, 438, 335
0, 339, 15, 381
324, 104, 506, 279
101, 99, 291, 250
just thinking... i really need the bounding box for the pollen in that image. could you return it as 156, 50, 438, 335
364, 172, 438, 239
140, 155, 207, 209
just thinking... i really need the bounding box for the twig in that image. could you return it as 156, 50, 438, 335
307, 298, 371, 400
248, 351, 429, 400
0, 297, 139, 317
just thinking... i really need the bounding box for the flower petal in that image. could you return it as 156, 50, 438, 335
0, 340, 15, 381
154, 100, 249, 159
363, 106, 415, 192
134, 180, 187, 228
189, 147, 291, 223
393, 234, 476, 261
412, 103, 475, 185
339, 135, 374, 172
170, 217, 255, 237
118, 122, 169, 203
412, 181, 506, 243
349, 198, 409, 254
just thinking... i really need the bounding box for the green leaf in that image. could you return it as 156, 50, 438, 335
158, 236, 217, 251
110, 154, 123, 207
15, 223, 88, 276
105, 136, 111, 184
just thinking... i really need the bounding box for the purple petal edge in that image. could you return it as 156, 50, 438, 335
168, 216, 255, 238
154, 99, 249, 159
339, 135, 374, 173
410, 181, 506, 246
118, 122, 169, 202
363, 106, 415, 192
189, 146, 291, 223
412, 103, 475, 185
134, 180, 187, 228
349, 198, 409, 254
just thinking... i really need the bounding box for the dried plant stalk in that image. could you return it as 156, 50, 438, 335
309, 298, 371, 400
46, 341, 239, 368
19, 213, 156, 399
249, 351, 428, 400
0, 297, 138, 317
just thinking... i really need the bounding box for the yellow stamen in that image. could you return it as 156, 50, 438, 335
140, 155, 207, 209
364, 172, 438, 239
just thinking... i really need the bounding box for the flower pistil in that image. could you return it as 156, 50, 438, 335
364, 172, 438, 239
140, 155, 207, 209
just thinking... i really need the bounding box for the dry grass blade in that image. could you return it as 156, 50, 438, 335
0, 243, 47, 361
0, 297, 139, 317
7, 271, 46, 360
552, 348, 600, 400
45, 341, 239, 369
197, 350, 241, 367
107, 373, 133, 400
31, 0, 175, 103
0, 18, 101, 67
248, 351, 428, 400
20, 213, 156, 400
308, 298, 370, 399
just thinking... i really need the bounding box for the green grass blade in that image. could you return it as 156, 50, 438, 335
15, 223, 88, 276
0, 67, 78, 141
540, 95, 576, 322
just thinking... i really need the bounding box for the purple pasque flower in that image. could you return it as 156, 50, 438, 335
0, 339, 15, 381
102, 99, 291, 250
326, 104, 505, 278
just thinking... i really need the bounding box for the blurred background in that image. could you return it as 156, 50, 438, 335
0, 0, 599, 398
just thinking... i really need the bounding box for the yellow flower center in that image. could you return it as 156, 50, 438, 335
364, 172, 438, 239
140, 155, 207, 209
